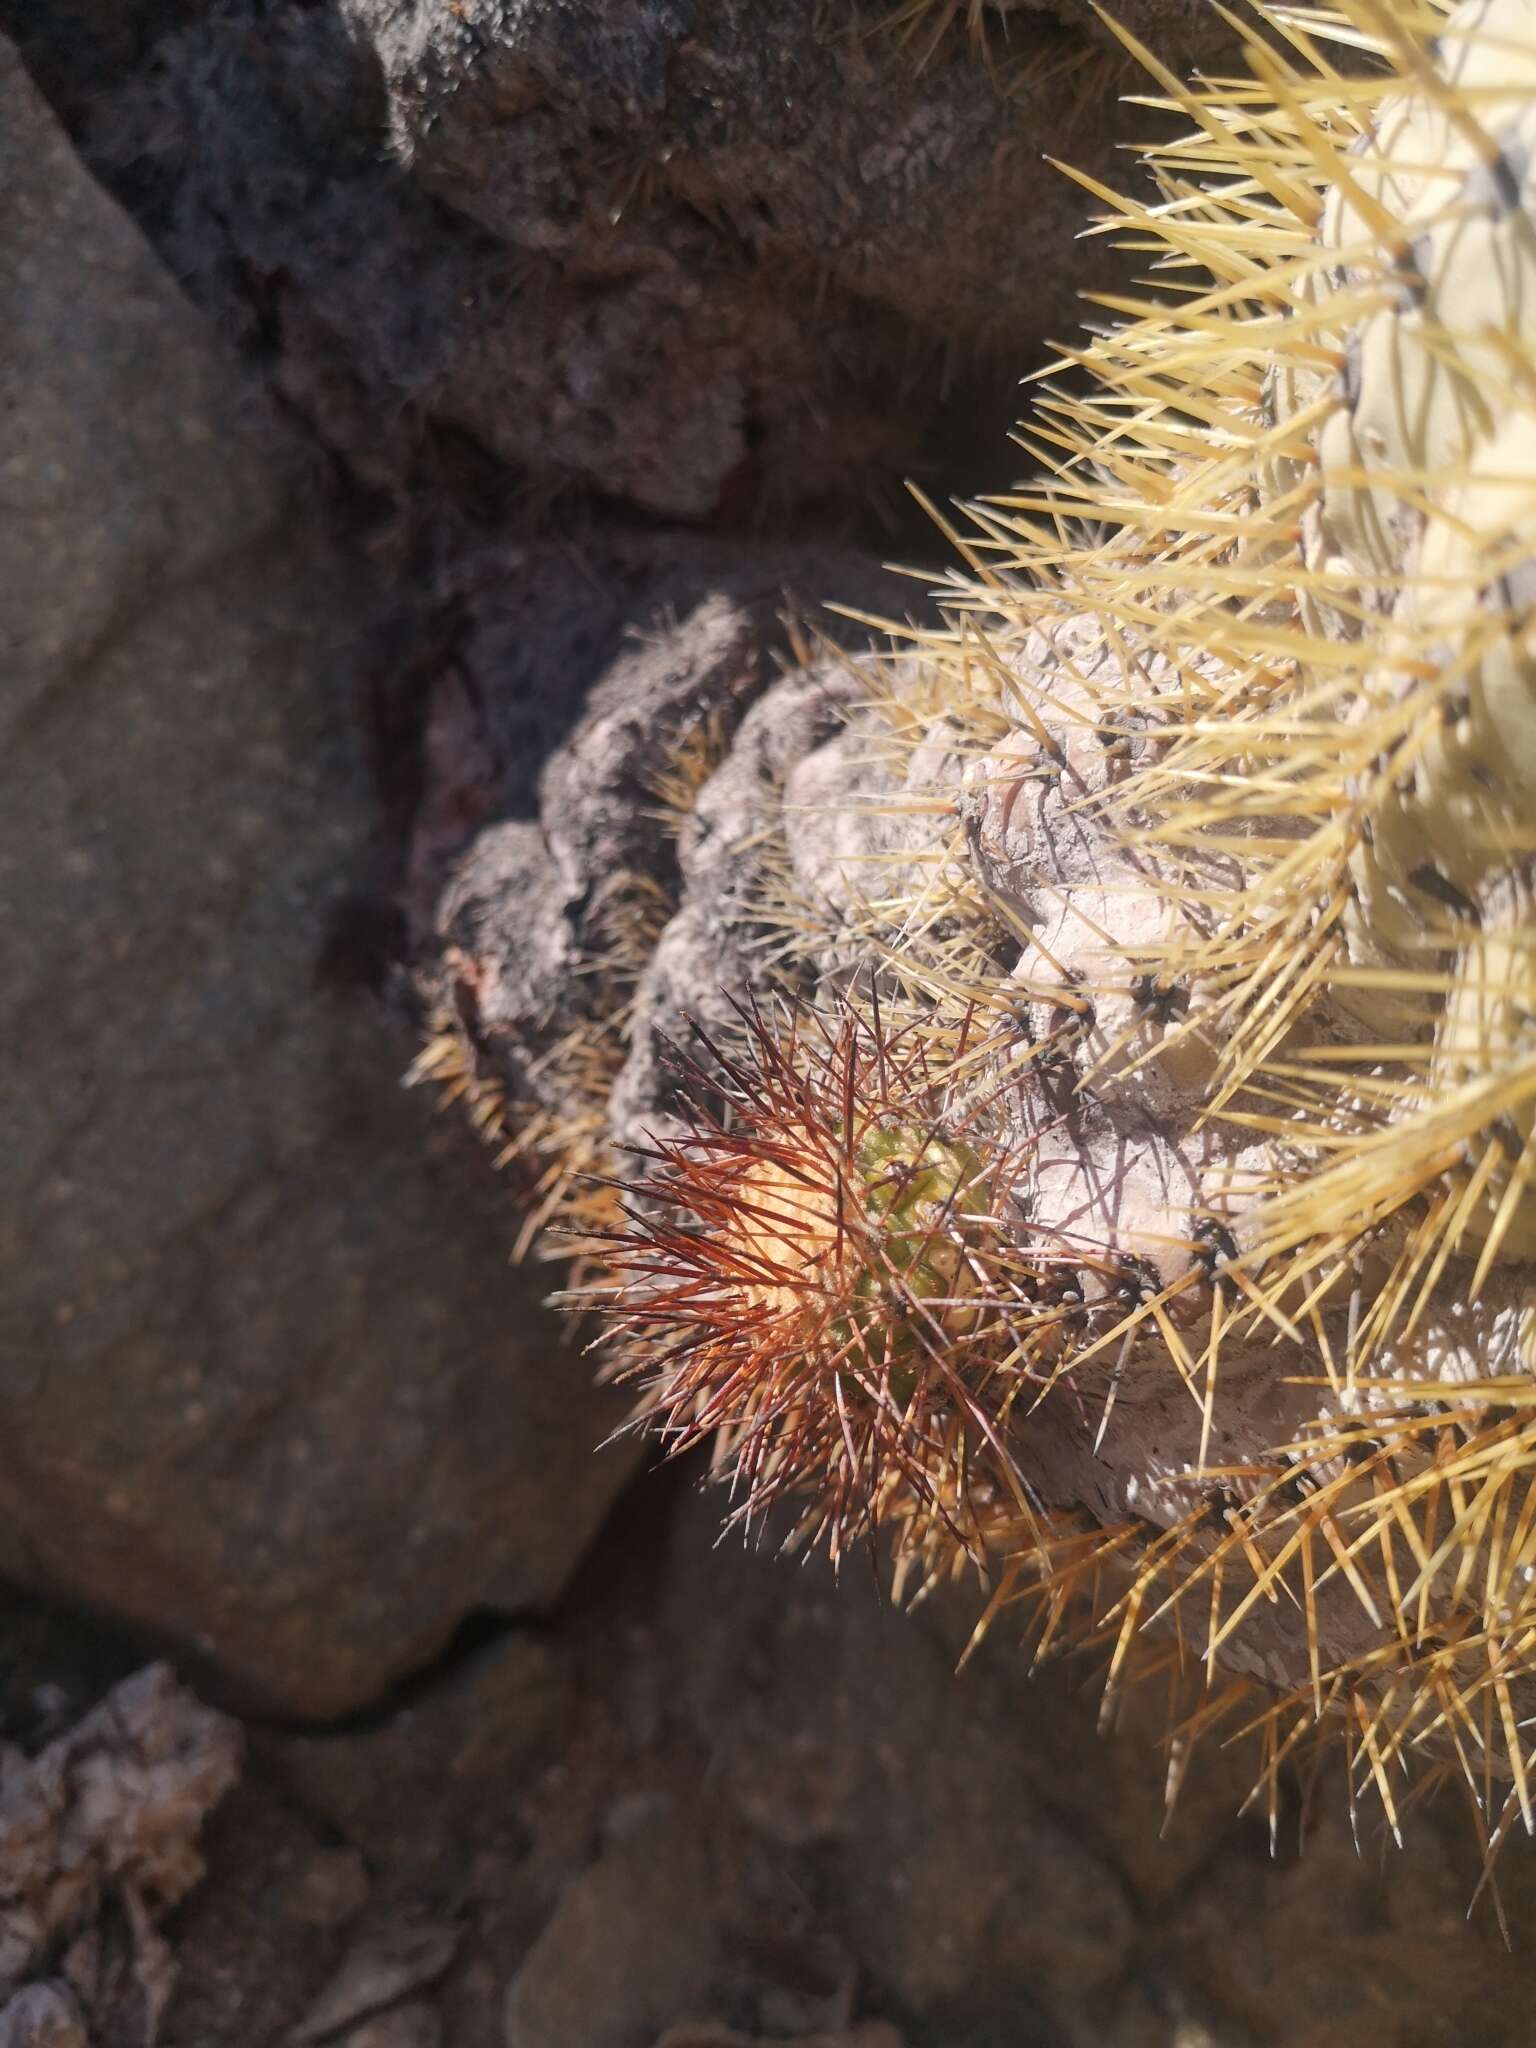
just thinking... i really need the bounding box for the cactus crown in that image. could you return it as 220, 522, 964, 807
593, 997, 1061, 1562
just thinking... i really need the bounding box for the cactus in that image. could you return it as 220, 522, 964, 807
420, 0, 1536, 1866
593, 994, 1055, 1563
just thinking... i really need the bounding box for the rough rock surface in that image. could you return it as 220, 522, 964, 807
2, 1468, 1525, 2048
127, 1475, 1536, 2048
0, 36, 635, 1720
3, 0, 1233, 538
0, 1666, 240, 2048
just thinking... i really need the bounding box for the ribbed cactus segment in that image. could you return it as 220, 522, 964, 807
880, 0, 1536, 1845
996, 0, 1536, 1291
1250, 0, 1536, 1264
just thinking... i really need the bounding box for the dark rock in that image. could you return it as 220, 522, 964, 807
0, 37, 635, 1719
269, 1630, 568, 1866
287, 1920, 461, 2046
5, 0, 1234, 538
502, 1800, 718, 2048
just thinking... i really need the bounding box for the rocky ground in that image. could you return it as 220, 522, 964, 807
5, 2, 1536, 2042
7, 1469, 1536, 2048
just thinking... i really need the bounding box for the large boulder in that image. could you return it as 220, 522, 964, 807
0, 36, 634, 1720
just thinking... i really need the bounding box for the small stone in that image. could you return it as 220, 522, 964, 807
278, 1849, 371, 1931
334, 2000, 441, 2048
288, 1922, 461, 2046
0, 1983, 89, 2048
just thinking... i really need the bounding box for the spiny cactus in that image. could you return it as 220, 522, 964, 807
592, 995, 1055, 1563
420, 0, 1536, 1871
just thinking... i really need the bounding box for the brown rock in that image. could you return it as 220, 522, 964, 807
287, 1922, 461, 2047
653, 2026, 907, 2048
329, 2003, 441, 2048
269, 1632, 567, 1866
277, 1850, 371, 1933
658, 1493, 1139, 2040
502, 1803, 718, 2048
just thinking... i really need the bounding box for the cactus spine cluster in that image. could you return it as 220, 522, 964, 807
593, 997, 1046, 1562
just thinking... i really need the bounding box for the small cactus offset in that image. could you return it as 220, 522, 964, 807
591, 995, 1048, 1564
426, 0, 1536, 1868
